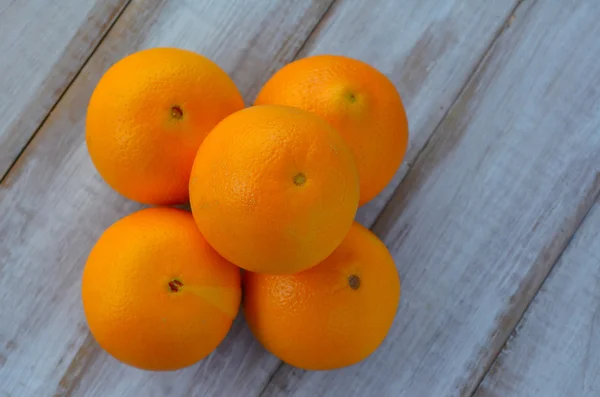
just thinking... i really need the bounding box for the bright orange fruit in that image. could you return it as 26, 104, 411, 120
86, 47, 244, 205
82, 208, 241, 371
243, 222, 400, 370
189, 105, 359, 274
255, 54, 409, 205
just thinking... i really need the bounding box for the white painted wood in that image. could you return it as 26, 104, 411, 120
0, 1, 334, 396
262, 0, 600, 395
0, 0, 129, 179
475, 201, 600, 397
5, 0, 598, 395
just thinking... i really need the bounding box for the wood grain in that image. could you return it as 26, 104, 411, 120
0, 0, 129, 180
3, 0, 598, 396
0, 1, 334, 396
474, 199, 600, 397
261, 0, 600, 395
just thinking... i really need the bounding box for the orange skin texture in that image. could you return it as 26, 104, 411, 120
255, 54, 409, 205
189, 105, 359, 274
82, 208, 241, 371
86, 47, 244, 205
243, 222, 401, 370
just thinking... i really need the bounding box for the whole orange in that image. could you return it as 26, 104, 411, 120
243, 222, 400, 370
255, 54, 408, 205
82, 208, 241, 371
86, 47, 244, 205
189, 105, 359, 274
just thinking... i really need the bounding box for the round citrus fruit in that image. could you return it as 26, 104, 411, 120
189, 105, 359, 274
86, 47, 244, 205
255, 54, 408, 205
243, 222, 400, 370
82, 208, 241, 371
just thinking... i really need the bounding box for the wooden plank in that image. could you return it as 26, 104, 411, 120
0, 0, 129, 179
0, 1, 334, 396
261, 0, 600, 395
474, 200, 600, 397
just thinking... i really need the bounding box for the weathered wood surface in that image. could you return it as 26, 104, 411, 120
2, 0, 600, 396
0, 0, 335, 395
262, 0, 600, 395
0, 0, 129, 179
475, 200, 600, 397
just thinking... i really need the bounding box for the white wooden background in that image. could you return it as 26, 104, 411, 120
1, 0, 599, 396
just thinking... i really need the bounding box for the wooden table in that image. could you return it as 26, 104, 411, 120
1, 0, 599, 396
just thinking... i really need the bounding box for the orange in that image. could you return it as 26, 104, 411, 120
243, 222, 400, 370
189, 105, 359, 274
255, 54, 409, 205
86, 47, 244, 205
82, 208, 241, 371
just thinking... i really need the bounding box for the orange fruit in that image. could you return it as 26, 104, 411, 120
86, 47, 244, 205
189, 105, 359, 274
255, 54, 409, 205
243, 222, 400, 370
82, 208, 241, 371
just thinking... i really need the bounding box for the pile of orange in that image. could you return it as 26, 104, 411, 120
83, 48, 407, 371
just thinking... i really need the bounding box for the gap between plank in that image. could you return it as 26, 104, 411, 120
469, 179, 600, 397
293, 0, 341, 58
0, 0, 133, 186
